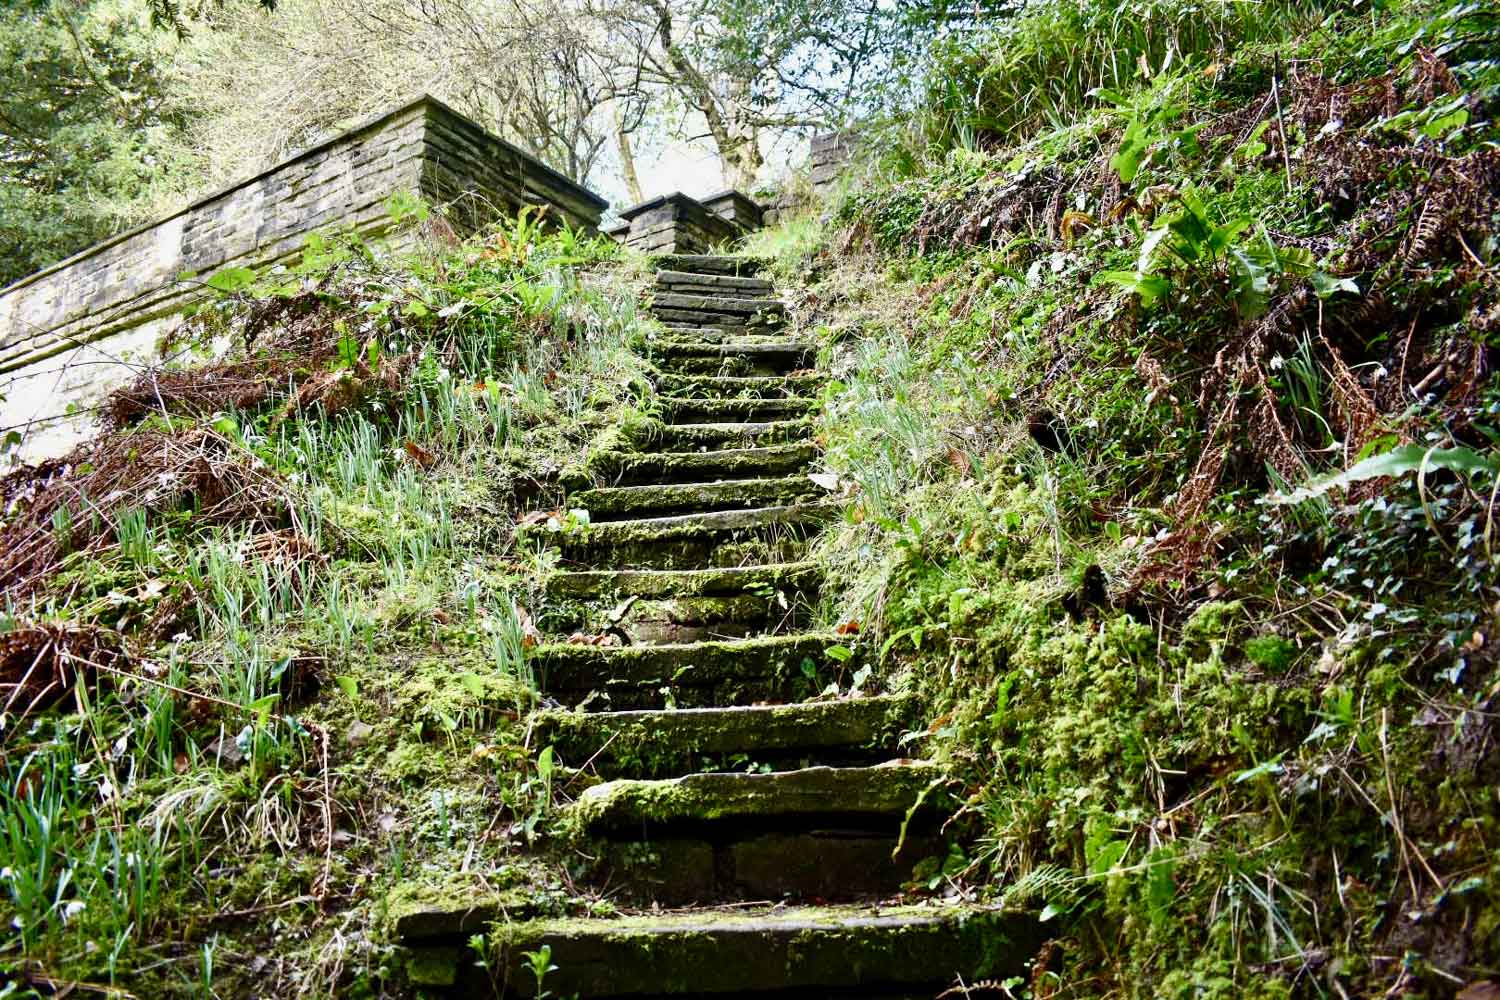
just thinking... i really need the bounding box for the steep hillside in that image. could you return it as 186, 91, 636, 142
2, 1, 1499, 998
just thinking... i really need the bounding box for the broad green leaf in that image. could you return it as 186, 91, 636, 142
334, 675, 359, 701
205, 266, 257, 293
1270, 444, 1500, 505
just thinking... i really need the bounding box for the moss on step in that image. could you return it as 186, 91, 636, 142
547, 502, 838, 570
569, 476, 823, 518
592, 442, 819, 484
544, 561, 823, 599
569, 761, 943, 834
648, 253, 769, 277
533, 631, 853, 709
454, 903, 1041, 996
661, 396, 815, 421
655, 372, 824, 399
531, 695, 917, 778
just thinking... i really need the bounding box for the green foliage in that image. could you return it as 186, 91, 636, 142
917, 0, 1333, 156
0, 0, 190, 286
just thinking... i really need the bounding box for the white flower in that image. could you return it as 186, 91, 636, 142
61, 901, 86, 923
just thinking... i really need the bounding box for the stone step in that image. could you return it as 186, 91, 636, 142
401, 902, 1040, 996
574, 762, 941, 833
551, 501, 838, 571
533, 695, 916, 779
571, 763, 944, 904
655, 373, 824, 400
651, 293, 787, 318
655, 269, 775, 295
591, 442, 819, 485
594, 594, 812, 645
650, 253, 766, 276
533, 632, 854, 710
662, 396, 816, 423
650, 419, 812, 451
545, 562, 823, 600
571, 476, 825, 519
651, 341, 816, 376
655, 324, 780, 342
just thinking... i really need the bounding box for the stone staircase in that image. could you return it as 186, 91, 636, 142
396, 255, 1038, 996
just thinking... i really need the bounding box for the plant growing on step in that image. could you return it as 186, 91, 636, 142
521, 943, 559, 998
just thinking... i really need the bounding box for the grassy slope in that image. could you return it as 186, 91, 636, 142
743, 1, 1500, 996
0, 213, 662, 997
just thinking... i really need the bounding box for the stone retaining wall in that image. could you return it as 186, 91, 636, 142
0, 95, 606, 462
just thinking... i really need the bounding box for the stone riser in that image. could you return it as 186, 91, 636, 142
647, 421, 812, 451
655, 355, 799, 377
536, 594, 816, 646
557, 534, 812, 573
591, 828, 938, 907
661, 397, 814, 422
655, 373, 822, 399
571, 477, 825, 519
593, 444, 819, 486
652, 307, 786, 330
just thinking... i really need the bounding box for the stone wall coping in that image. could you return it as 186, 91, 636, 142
615, 190, 763, 222
700, 189, 764, 211
0, 93, 607, 300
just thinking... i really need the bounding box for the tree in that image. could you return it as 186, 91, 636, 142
170, 0, 618, 189
585, 0, 916, 189
0, 0, 189, 287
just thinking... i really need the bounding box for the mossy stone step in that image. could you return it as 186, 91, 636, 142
545, 561, 822, 600
590, 442, 818, 485
404, 903, 1039, 995
651, 293, 786, 317
602, 594, 808, 645
649, 253, 767, 276
571, 762, 942, 833
656, 373, 823, 399
651, 341, 816, 377
532, 695, 916, 779
655, 324, 779, 342
533, 632, 852, 710
552, 501, 837, 571
570, 476, 825, 519
662, 396, 815, 422
647, 419, 812, 451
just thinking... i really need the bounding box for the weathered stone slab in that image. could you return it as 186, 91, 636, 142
592, 442, 819, 485
659, 396, 815, 422
544, 561, 822, 600
651, 254, 767, 276
532, 695, 915, 777
532, 632, 850, 709
571, 762, 940, 833
570, 475, 824, 519
456, 904, 1042, 995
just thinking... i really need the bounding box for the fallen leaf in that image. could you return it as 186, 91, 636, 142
402, 440, 437, 469
835, 619, 861, 636
809, 472, 840, 491
516, 605, 540, 650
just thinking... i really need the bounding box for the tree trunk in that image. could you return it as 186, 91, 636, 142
613, 100, 645, 203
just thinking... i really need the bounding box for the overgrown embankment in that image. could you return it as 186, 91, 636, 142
3, 2, 1499, 997
744, 1, 1500, 996
0, 205, 659, 996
